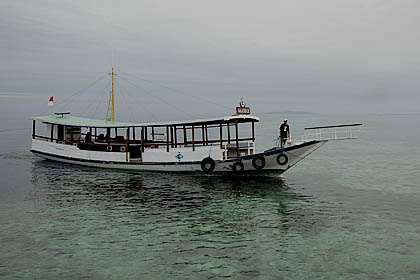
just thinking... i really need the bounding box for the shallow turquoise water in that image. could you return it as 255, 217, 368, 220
1, 111, 419, 279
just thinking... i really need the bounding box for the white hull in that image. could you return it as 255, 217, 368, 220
31, 139, 326, 174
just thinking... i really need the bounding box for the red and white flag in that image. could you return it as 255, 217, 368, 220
48, 96, 54, 107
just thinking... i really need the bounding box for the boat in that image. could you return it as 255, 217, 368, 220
30, 69, 361, 174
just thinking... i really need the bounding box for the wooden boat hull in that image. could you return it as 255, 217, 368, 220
31, 140, 326, 174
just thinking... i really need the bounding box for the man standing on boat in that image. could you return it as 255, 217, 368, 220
280, 119, 290, 147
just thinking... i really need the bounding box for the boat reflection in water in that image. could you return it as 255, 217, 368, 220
30, 159, 331, 236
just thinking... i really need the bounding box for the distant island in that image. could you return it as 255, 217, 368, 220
256, 110, 319, 116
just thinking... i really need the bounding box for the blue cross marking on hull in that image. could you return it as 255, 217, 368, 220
176, 152, 184, 161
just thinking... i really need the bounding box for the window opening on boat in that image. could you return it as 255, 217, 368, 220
32, 112, 259, 163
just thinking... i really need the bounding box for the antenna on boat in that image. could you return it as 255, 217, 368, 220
106, 67, 117, 122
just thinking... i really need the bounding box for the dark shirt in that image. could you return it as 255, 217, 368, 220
280, 123, 289, 138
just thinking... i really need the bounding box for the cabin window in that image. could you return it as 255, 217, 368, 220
64, 126, 81, 142
57, 125, 64, 141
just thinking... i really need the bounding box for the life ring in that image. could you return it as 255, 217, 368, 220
106, 145, 112, 152
120, 146, 126, 152
252, 156, 265, 170
276, 153, 288, 166
201, 157, 215, 173
232, 161, 244, 173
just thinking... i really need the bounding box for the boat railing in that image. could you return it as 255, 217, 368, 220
301, 123, 362, 142
32, 133, 255, 151
223, 141, 255, 159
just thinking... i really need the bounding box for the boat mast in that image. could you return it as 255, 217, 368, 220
111, 67, 115, 122
106, 67, 117, 122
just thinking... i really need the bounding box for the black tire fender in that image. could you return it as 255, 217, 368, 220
252, 156, 265, 170
201, 157, 215, 173
276, 153, 288, 166
232, 161, 244, 173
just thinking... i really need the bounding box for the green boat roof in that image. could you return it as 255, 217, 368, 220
32, 114, 260, 128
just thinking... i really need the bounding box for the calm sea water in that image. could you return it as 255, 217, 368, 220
1, 109, 420, 279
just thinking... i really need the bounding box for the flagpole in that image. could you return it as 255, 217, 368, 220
48, 96, 54, 114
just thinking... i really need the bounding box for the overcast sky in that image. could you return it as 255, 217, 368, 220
1, 0, 420, 119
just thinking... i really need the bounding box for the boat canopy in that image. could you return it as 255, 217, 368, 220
32, 114, 260, 128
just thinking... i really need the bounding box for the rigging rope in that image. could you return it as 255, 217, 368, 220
36, 70, 236, 121
115, 79, 160, 121
114, 79, 137, 122
118, 76, 195, 118
0, 128, 30, 133
120, 72, 233, 111
54, 74, 108, 111
89, 83, 112, 119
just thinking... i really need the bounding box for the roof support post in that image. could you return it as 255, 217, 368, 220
94, 128, 97, 141
32, 120, 35, 139
141, 127, 144, 153
107, 128, 110, 150
170, 126, 174, 148
51, 124, 54, 142
252, 121, 255, 141
88, 127, 92, 150
192, 125, 195, 151
202, 125, 205, 146
140, 127, 144, 162
166, 126, 169, 152
151, 127, 155, 141
132, 127, 136, 141
126, 128, 129, 162
219, 122, 223, 149
205, 125, 208, 146
227, 123, 230, 144
183, 125, 187, 146
235, 119, 239, 157
174, 126, 177, 148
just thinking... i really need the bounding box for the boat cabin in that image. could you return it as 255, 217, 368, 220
31, 112, 259, 163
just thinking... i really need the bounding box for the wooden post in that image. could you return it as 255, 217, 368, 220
140, 127, 144, 162
219, 122, 223, 149
183, 125, 187, 146
141, 127, 144, 152
227, 123, 231, 144
192, 125, 195, 151
174, 126, 177, 148
107, 128, 111, 151
166, 126, 170, 152
170, 126, 174, 148
235, 119, 239, 157
88, 127, 92, 150
126, 128, 129, 162
32, 120, 35, 139
205, 125, 208, 146
202, 124, 205, 146
252, 121, 255, 141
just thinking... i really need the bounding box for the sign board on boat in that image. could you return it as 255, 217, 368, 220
236, 106, 251, 115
